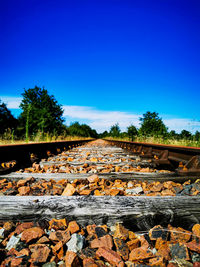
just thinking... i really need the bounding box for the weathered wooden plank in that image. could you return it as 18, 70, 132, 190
0, 171, 197, 183
0, 196, 199, 230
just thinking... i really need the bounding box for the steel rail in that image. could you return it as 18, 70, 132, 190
104, 139, 200, 175
0, 139, 94, 172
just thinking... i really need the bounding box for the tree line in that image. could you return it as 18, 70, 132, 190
0, 86, 199, 142
0, 86, 98, 140
99, 111, 200, 142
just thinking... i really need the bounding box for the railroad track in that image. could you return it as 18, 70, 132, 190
0, 139, 200, 266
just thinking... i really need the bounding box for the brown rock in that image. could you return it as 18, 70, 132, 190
87, 175, 99, 183
186, 240, 200, 253
114, 238, 129, 261
129, 247, 154, 261
79, 189, 91, 195
18, 186, 30, 195
90, 234, 113, 249
149, 256, 165, 267
68, 221, 80, 234
52, 240, 63, 254
18, 248, 30, 257
31, 244, 50, 263
86, 224, 96, 236
155, 238, 170, 260
65, 251, 81, 267
3, 221, 14, 232
62, 183, 76, 196
10, 257, 23, 267
149, 225, 168, 240
83, 258, 98, 267
96, 247, 124, 266
36, 235, 50, 244
161, 189, 176, 196
168, 225, 191, 243
17, 179, 27, 187
114, 223, 129, 241
126, 238, 140, 251
21, 227, 44, 243
49, 229, 70, 243
128, 231, 137, 240
192, 224, 200, 238
49, 218, 67, 230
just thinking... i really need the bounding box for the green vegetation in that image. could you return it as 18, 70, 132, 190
101, 111, 200, 147
0, 89, 199, 147
0, 86, 97, 143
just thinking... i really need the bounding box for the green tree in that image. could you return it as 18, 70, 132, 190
194, 131, 200, 141
109, 123, 121, 137
127, 125, 138, 141
67, 122, 98, 138
18, 86, 64, 136
0, 100, 18, 134
139, 111, 168, 137
180, 130, 192, 140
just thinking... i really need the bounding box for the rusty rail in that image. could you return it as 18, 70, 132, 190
105, 139, 200, 176
0, 139, 94, 172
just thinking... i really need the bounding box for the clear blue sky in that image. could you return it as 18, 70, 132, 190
0, 0, 200, 133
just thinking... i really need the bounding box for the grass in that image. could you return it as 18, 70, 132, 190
0, 131, 92, 145
106, 136, 200, 148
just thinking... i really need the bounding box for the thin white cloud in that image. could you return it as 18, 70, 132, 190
63, 105, 140, 132
0, 96, 22, 109
63, 105, 200, 133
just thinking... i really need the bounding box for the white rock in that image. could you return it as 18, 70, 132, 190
6, 234, 22, 250
0, 228, 5, 239
125, 186, 143, 195
66, 233, 85, 252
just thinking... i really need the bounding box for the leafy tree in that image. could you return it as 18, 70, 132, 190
18, 86, 64, 136
0, 100, 18, 134
168, 130, 180, 139
180, 129, 192, 140
139, 111, 168, 137
109, 123, 121, 137
127, 125, 138, 141
194, 131, 200, 141
99, 131, 109, 138
67, 122, 98, 138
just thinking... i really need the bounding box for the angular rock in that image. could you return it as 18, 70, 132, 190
6, 234, 22, 250
49, 218, 67, 230
87, 175, 99, 183
68, 221, 80, 234
15, 222, 34, 234
65, 250, 81, 267
66, 233, 85, 253
149, 225, 168, 241
21, 227, 44, 243
129, 247, 154, 261
62, 184, 76, 196
83, 258, 98, 267
49, 230, 70, 243
169, 243, 190, 261
126, 238, 140, 251
192, 224, 200, 239
31, 244, 51, 263
186, 240, 200, 253
96, 247, 124, 266
114, 238, 129, 261
168, 225, 191, 243
90, 234, 113, 250
114, 223, 129, 241
18, 186, 30, 195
